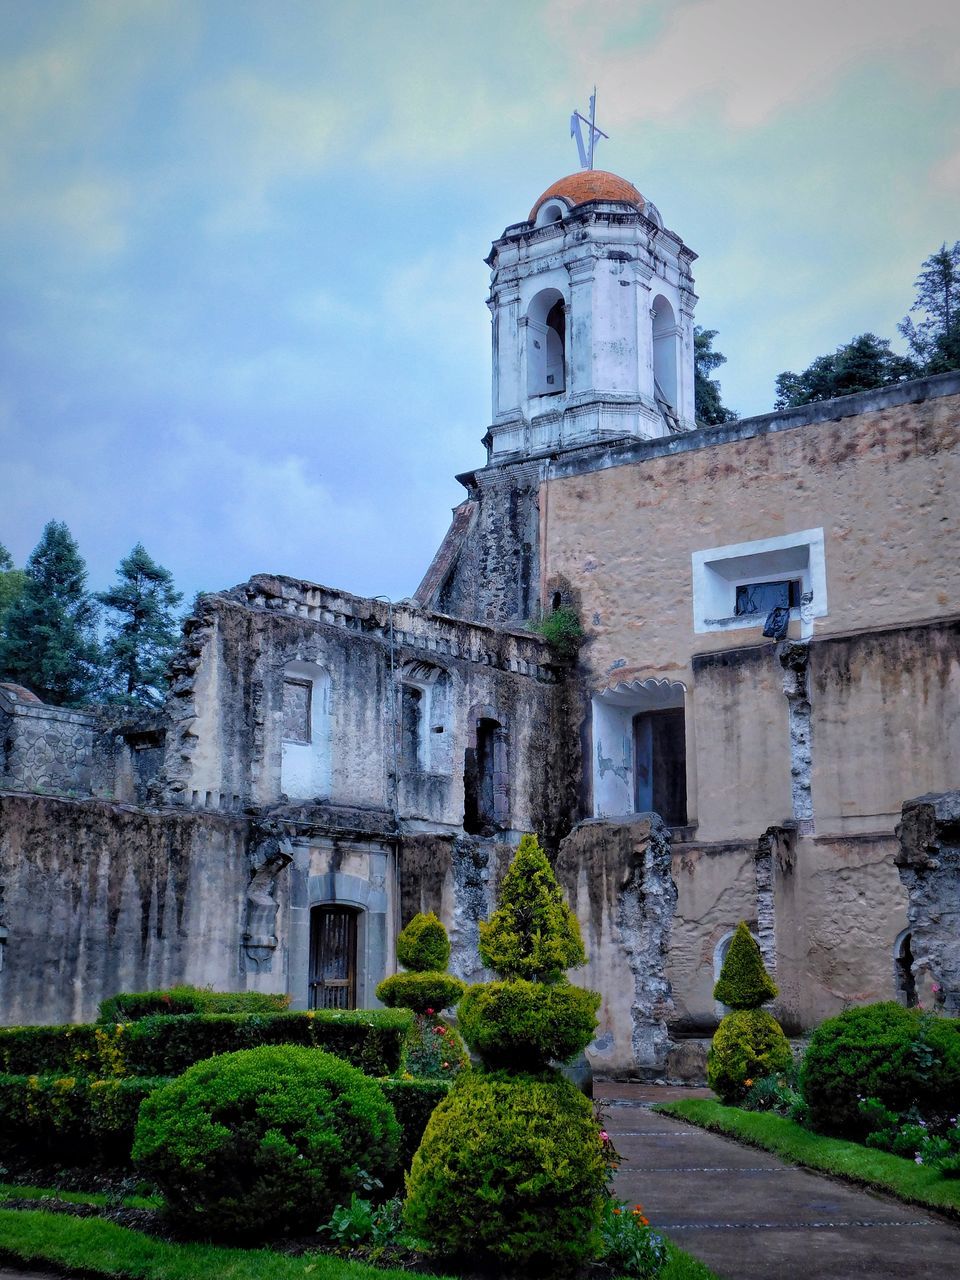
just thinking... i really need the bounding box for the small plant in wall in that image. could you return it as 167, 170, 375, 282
530, 604, 584, 662
375, 912, 468, 1078
707, 921, 791, 1104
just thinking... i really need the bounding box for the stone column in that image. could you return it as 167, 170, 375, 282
895, 791, 960, 1013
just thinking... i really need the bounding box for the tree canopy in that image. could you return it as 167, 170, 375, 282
774, 333, 917, 410
694, 326, 738, 425
0, 522, 100, 706
97, 542, 183, 706
0, 544, 27, 648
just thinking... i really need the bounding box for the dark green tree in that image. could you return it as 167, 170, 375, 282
0, 522, 100, 705
97, 543, 183, 706
694, 326, 738, 425
774, 332, 917, 410
898, 241, 960, 374
0, 544, 27, 646
713, 921, 777, 1009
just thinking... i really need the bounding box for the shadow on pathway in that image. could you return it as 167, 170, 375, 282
598, 1083, 960, 1280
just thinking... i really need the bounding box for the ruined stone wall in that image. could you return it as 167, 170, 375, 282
556, 816, 676, 1077
437, 458, 544, 625
0, 792, 251, 1025
0, 687, 97, 797
896, 792, 960, 1014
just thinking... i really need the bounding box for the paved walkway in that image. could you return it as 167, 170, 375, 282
600, 1083, 960, 1279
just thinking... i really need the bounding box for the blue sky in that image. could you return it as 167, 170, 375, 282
2, 0, 958, 605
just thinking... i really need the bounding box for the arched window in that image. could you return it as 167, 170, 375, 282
526, 288, 566, 397
400, 661, 452, 775
280, 661, 332, 799
652, 294, 678, 411
463, 706, 509, 834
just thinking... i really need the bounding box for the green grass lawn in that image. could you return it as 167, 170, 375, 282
658, 1098, 960, 1218
0, 1206, 720, 1280
0, 1180, 161, 1209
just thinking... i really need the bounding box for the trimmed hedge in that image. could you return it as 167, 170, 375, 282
375, 972, 466, 1015
0, 1009, 413, 1079
0, 1074, 166, 1167
97, 986, 290, 1023
800, 1002, 960, 1137
458, 979, 599, 1069
395, 913, 450, 973
381, 1077, 451, 1169
133, 1046, 400, 1239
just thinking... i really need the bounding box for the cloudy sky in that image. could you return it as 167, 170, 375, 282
3, 0, 958, 605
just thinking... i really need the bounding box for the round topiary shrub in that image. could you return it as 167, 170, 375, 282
375, 971, 465, 1014
404, 1068, 606, 1272
707, 1009, 793, 1104
799, 1002, 960, 1137
396, 912, 450, 972
132, 1044, 399, 1239
458, 979, 600, 1069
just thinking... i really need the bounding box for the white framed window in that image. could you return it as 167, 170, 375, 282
691, 528, 827, 636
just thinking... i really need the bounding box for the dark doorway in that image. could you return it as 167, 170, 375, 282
309, 906, 358, 1009
633, 708, 687, 826
464, 717, 503, 835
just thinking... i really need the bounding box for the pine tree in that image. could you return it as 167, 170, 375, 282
97, 543, 183, 706
478, 833, 586, 982
694, 326, 738, 425
898, 241, 960, 374
0, 522, 100, 706
0, 544, 27, 646
713, 921, 778, 1009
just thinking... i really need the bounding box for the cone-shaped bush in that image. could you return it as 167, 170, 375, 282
713, 922, 777, 1009
396, 912, 450, 972
707, 1009, 792, 1104
478, 834, 585, 982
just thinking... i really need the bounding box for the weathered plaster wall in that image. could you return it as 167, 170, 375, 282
543, 386, 960, 684
809, 623, 960, 834
0, 793, 250, 1025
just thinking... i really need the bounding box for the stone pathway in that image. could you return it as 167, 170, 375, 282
600, 1083, 960, 1279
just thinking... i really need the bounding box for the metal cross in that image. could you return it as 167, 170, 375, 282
570, 88, 608, 170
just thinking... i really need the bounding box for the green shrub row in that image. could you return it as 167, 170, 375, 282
0, 1074, 166, 1168
97, 986, 290, 1023
0, 1009, 413, 1079
0, 1071, 447, 1175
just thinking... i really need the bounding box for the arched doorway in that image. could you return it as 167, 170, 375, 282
308, 904, 359, 1009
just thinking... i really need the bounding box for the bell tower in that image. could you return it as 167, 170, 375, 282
485, 170, 698, 460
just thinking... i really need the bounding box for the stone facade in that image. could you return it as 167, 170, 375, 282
1, 168, 957, 1080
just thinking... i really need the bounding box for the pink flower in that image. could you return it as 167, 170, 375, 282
425, 1008, 435, 1015
599, 1130, 609, 1141
435, 1026, 446, 1035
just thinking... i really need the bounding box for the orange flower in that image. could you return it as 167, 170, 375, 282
744, 1078, 753, 1087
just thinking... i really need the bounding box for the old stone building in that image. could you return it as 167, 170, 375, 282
1, 168, 958, 1077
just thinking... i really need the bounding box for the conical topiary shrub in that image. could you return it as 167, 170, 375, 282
713, 921, 778, 1009
376, 912, 468, 1079
708, 922, 791, 1103
404, 835, 605, 1273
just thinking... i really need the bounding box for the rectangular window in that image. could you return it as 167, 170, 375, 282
282, 679, 312, 744
734, 579, 801, 617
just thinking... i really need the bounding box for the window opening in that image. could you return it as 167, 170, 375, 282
734, 579, 801, 617
633, 707, 687, 826
309, 906, 358, 1010
282, 679, 312, 744
526, 290, 566, 397
401, 684, 425, 772
464, 717, 506, 835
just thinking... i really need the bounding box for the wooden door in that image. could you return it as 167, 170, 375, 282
309, 906, 358, 1009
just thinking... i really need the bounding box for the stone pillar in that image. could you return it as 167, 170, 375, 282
895, 791, 960, 1013
754, 825, 794, 978
778, 640, 814, 833
556, 815, 676, 1077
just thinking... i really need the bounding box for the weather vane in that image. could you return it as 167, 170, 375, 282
570, 88, 608, 170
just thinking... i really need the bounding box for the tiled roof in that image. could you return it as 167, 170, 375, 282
529, 170, 645, 220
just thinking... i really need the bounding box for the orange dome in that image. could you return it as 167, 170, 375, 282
529, 170, 645, 221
